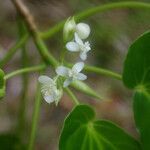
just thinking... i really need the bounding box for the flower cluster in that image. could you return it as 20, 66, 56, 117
38, 17, 91, 105
64, 17, 91, 61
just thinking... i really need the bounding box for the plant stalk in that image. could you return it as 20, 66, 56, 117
0, 34, 28, 68
40, 1, 150, 39
65, 88, 80, 105
4, 64, 46, 80
28, 83, 42, 150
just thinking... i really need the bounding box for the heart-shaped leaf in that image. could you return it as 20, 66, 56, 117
123, 31, 150, 93
123, 31, 150, 150
59, 105, 141, 150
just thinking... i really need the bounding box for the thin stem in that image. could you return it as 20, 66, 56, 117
33, 33, 58, 67
28, 83, 42, 150
17, 18, 29, 138
40, 1, 150, 39
66, 63, 122, 81
11, 0, 58, 67
84, 65, 122, 80
17, 48, 29, 137
40, 21, 65, 39
4, 64, 46, 80
11, 0, 37, 33
65, 88, 80, 105
75, 1, 150, 21
0, 34, 28, 68
60, 47, 67, 64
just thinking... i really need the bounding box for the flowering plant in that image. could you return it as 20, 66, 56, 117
0, 1, 150, 150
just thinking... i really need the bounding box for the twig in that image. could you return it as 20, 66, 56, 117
11, 0, 58, 67
4, 64, 46, 80
0, 34, 28, 68
11, 0, 37, 34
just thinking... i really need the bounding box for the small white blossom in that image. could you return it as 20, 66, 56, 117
63, 17, 90, 40
38, 76, 62, 105
56, 62, 87, 87
66, 33, 91, 60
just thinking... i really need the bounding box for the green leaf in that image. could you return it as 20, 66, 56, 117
72, 80, 102, 100
0, 69, 5, 99
123, 31, 150, 93
59, 105, 141, 150
134, 92, 150, 150
123, 31, 150, 150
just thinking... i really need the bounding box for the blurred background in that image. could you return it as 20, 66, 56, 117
0, 0, 150, 149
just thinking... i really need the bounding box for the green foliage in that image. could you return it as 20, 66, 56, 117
123, 31, 150, 150
123, 31, 150, 92
1, 1, 150, 149
59, 105, 140, 150
133, 92, 150, 150
0, 69, 5, 99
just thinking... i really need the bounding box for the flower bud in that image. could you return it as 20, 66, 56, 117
63, 17, 76, 42
76, 23, 90, 39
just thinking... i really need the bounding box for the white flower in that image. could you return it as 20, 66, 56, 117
66, 33, 91, 60
56, 62, 87, 87
38, 76, 62, 105
63, 17, 90, 40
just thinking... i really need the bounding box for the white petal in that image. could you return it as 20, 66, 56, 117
63, 78, 72, 87
56, 66, 69, 77
72, 62, 84, 73
74, 33, 83, 45
38, 75, 53, 84
76, 23, 90, 39
44, 95, 54, 104
80, 52, 87, 60
66, 42, 80, 52
76, 73, 87, 80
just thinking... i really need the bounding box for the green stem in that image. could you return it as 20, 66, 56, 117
4, 63, 122, 81
0, 34, 28, 68
17, 51, 29, 138
75, 1, 150, 21
4, 64, 46, 80
17, 47, 29, 138
17, 18, 29, 138
28, 83, 42, 150
40, 1, 150, 39
84, 65, 122, 80
66, 63, 122, 81
60, 47, 67, 64
65, 88, 79, 105
40, 22, 64, 39
33, 33, 58, 67
12, 0, 58, 68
